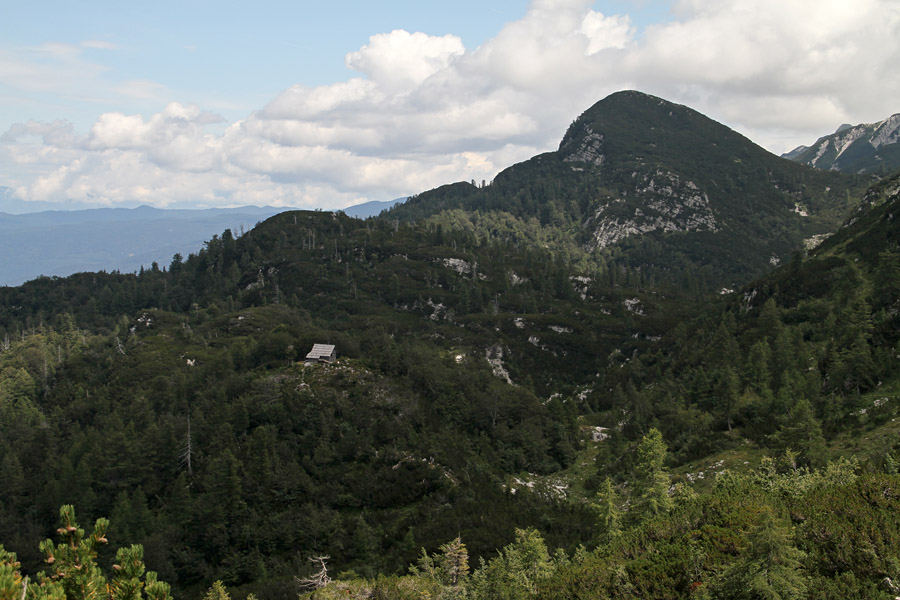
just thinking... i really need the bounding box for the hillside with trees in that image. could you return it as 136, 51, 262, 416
1, 93, 899, 599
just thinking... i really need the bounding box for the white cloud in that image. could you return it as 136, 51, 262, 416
581, 12, 634, 53
627, 0, 900, 148
346, 30, 465, 90
2, 0, 899, 209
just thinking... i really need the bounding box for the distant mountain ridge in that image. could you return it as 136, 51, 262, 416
0, 203, 281, 225
340, 197, 407, 218
388, 90, 869, 289
0, 205, 288, 286
784, 113, 900, 174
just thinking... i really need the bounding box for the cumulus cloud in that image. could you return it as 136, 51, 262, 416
346, 30, 465, 90
581, 12, 633, 53
627, 0, 900, 147
2, 0, 899, 209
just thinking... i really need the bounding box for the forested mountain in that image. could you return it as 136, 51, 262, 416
387, 91, 871, 291
784, 113, 900, 175
0, 206, 688, 598
1, 93, 899, 600
302, 159, 900, 600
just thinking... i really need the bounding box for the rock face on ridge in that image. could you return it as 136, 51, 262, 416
784, 114, 900, 175
388, 90, 869, 288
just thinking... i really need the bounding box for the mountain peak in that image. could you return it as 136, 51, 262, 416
784, 112, 900, 174
389, 90, 863, 289
559, 90, 674, 152
557, 89, 752, 172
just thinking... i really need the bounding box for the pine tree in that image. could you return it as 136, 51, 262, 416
7, 505, 173, 600
437, 537, 469, 587
709, 319, 740, 368
746, 339, 773, 398
714, 366, 741, 431
590, 477, 622, 542
203, 580, 230, 600
711, 509, 807, 600
468, 528, 552, 600
634, 428, 673, 518
0, 546, 25, 600
35, 505, 110, 600
757, 298, 783, 342
775, 399, 827, 467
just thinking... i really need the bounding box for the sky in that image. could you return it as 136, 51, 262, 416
1, 0, 898, 212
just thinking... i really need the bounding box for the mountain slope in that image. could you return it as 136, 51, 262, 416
1, 173, 898, 599
388, 91, 869, 290
1, 96, 898, 600
784, 113, 900, 174
297, 171, 900, 600
0, 206, 691, 595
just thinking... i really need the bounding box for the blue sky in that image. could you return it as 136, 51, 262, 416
1, 1, 525, 126
1, 0, 898, 211
1, 1, 672, 129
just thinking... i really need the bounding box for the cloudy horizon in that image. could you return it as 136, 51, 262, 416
2, 0, 899, 212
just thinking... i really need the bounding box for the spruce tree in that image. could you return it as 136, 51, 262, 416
775, 399, 827, 467
634, 428, 673, 518
712, 509, 807, 600
591, 477, 622, 542
715, 366, 741, 431
437, 537, 469, 587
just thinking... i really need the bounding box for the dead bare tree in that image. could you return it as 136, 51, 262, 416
179, 414, 193, 477
296, 556, 331, 591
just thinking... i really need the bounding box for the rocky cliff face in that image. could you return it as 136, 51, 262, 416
785, 113, 900, 174
583, 169, 717, 250
558, 119, 717, 249
562, 125, 606, 167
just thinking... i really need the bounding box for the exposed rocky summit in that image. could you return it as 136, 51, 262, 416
562, 125, 606, 166
586, 169, 717, 250
785, 113, 900, 174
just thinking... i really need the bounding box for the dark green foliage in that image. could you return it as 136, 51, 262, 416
2, 122, 900, 598
774, 399, 827, 468
0, 211, 616, 596
708, 509, 807, 600
633, 428, 673, 519
0, 505, 172, 600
